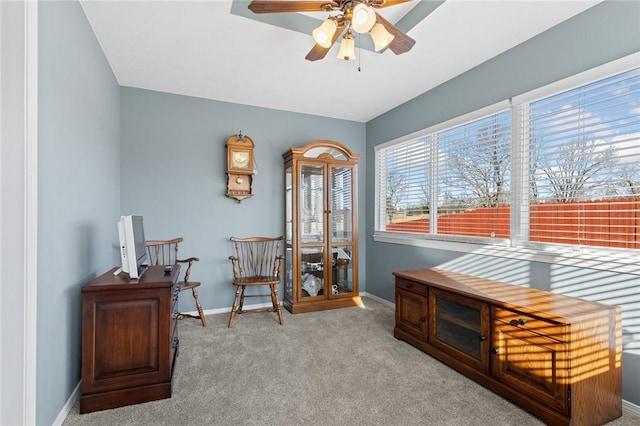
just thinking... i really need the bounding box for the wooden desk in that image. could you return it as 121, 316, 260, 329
80, 265, 180, 413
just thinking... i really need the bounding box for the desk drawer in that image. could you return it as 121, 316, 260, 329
493, 307, 566, 342
395, 277, 427, 296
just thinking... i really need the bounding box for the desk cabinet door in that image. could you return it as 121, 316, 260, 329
81, 289, 172, 394
429, 289, 490, 374
492, 318, 569, 415
396, 288, 428, 340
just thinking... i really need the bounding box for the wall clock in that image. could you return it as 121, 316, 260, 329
226, 132, 255, 202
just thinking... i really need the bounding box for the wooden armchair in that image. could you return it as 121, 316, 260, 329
146, 237, 206, 327
228, 236, 284, 328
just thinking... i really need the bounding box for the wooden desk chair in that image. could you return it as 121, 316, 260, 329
228, 236, 284, 328
146, 238, 207, 327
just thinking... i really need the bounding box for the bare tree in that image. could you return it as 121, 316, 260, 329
442, 120, 510, 208
538, 139, 617, 202
386, 172, 406, 223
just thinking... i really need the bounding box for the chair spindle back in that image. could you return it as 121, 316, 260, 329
146, 237, 182, 266
230, 236, 284, 280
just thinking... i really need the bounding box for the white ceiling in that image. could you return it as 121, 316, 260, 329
80, 0, 602, 122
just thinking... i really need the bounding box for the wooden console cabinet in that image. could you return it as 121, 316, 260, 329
80, 265, 180, 413
394, 268, 622, 426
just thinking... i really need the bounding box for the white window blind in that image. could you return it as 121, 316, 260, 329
375, 110, 511, 239
375, 137, 431, 233
526, 67, 640, 249
436, 110, 511, 239
374, 61, 640, 257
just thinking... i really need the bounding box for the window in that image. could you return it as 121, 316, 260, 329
437, 111, 511, 239
375, 64, 640, 256
376, 136, 431, 233
525, 68, 640, 249
375, 110, 511, 241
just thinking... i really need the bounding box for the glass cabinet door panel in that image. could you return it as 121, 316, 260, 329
285, 167, 293, 300
331, 245, 353, 294
300, 247, 325, 298
435, 296, 482, 359
285, 167, 293, 245
285, 244, 293, 299
304, 146, 347, 160
430, 290, 489, 373
330, 166, 353, 243
300, 164, 324, 244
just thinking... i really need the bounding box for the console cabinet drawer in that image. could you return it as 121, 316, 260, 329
395, 277, 427, 296
494, 308, 566, 343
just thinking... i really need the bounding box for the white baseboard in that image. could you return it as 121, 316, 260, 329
623, 399, 640, 417
53, 382, 80, 426
360, 292, 395, 308
186, 292, 393, 318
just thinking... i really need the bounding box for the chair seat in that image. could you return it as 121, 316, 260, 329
233, 276, 280, 286
179, 281, 201, 291
146, 237, 206, 327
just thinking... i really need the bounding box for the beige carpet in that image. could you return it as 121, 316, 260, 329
63, 297, 639, 425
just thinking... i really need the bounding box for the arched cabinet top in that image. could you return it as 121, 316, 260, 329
283, 140, 360, 164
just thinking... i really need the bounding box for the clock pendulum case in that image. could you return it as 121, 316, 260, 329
226, 132, 255, 202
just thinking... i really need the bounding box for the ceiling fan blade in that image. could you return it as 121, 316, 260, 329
375, 12, 416, 55
372, 0, 414, 8
248, 1, 338, 14
305, 23, 345, 61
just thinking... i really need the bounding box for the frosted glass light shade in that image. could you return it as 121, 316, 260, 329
312, 18, 338, 48
337, 34, 355, 60
351, 4, 376, 34
370, 22, 394, 51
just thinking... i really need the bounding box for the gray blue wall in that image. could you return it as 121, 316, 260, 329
32, 1, 640, 424
119, 87, 366, 314
365, 0, 640, 406
38, 1, 121, 424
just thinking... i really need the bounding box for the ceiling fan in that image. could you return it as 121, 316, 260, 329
248, 0, 416, 61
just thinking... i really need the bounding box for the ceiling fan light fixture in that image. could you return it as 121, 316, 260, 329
370, 22, 395, 51
337, 31, 356, 61
312, 17, 338, 48
351, 3, 376, 34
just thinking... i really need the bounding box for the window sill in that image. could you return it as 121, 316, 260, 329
373, 232, 640, 276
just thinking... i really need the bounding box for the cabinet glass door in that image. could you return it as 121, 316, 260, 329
300, 164, 326, 299
331, 245, 353, 294
301, 247, 325, 298
300, 164, 324, 243
329, 165, 354, 295
285, 166, 293, 300
429, 289, 489, 373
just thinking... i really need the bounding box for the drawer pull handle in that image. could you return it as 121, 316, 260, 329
420, 317, 426, 323
406, 282, 413, 288
510, 318, 527, 327
492, 347, 499, 355
479, 335, 486, 342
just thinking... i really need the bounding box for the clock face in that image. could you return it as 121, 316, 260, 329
232, 150, 250, 169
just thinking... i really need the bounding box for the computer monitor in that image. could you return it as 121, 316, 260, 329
117, 214, 149, 279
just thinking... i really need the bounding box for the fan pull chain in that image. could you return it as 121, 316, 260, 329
357, 33, 362, 72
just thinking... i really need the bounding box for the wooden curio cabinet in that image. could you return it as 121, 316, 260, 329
283, 140, 360, 313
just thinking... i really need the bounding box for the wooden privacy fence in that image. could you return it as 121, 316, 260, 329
386, 198, 640, 249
